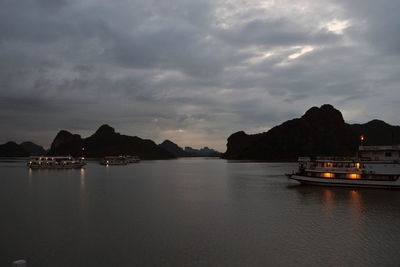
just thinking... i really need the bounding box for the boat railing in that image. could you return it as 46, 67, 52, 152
358, 145, 400, 151
306, 166, 362, 173
315, 156, 358, 161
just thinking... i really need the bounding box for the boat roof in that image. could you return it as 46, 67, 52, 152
298, 156, 399, 163
359, 145, 400, 151
31, 156, 73, 159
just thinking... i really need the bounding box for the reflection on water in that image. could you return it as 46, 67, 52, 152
320, 188, 364, 224
80, 168, 85, 190
322, 189, 335, 218
28, 168, 33, 199
79, 168, 88, 228
349, 189, 363, 224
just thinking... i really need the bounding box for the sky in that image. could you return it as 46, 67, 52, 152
1, 0, 400, 151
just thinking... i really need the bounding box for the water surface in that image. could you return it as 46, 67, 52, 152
1, 158, 399, 266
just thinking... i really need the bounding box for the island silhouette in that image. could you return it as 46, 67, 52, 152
1, 104, 399, 160
222, 104, 400, 160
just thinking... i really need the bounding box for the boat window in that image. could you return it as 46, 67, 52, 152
322, 172, 335, 178
385, 152, 392, 157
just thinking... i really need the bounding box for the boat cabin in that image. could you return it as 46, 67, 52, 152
358, 145, 400, 161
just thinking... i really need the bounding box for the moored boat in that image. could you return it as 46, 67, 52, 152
288, 144, 400, 188
100, 156, 128, 165
125, 155, 140, 163
27, 156, 86, 169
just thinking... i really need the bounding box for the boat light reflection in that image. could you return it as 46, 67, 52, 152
322, 189, 334, 218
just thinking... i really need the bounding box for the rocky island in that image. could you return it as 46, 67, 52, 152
159, 140, 222, 157
222, 104, 400, 161
48, 124, 175, 160
0, 141, 45, 157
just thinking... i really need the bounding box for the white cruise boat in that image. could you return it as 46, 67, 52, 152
27, 156, 86, 169
288, 144, 400, 188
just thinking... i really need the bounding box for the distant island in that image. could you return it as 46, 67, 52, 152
47, 124, 174, 159
159, 140, 222, 157
0, 141, 46, 157
222, 104, 400, 161
0, 124, 222, 159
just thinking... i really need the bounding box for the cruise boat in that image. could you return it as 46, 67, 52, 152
27, 156, 86, 169
100, 156, 128, 165
288, 144, 400, 188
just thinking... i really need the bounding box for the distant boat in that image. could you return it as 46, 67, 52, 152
27, 156, 86, 169
288, 144, 400, 188
100, 156, 128, 166
125, 155, 140, 163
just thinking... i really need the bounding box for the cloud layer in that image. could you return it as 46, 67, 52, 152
1, 0, 399, 150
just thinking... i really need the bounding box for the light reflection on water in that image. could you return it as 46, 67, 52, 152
80, 168, 85, 190
322, 189, 335, 218
0, 159, 399, 267
321, 189, 363, 222
349, 189, 363, 224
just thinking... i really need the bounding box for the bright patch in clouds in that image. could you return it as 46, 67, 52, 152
288, 46, 315, 59
321, 19, 350, 34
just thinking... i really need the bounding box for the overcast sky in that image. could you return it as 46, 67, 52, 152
1, 0, 399, 151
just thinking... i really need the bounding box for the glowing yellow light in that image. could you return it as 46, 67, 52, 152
322, 172, 335, 178
360, 135, 364, 141
347, 173, 361, 179
356, 163, 360, 168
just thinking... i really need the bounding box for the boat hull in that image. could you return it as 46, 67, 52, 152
290, 175, 400, 189
28, 163, 85, 169
100, 162, 127, 165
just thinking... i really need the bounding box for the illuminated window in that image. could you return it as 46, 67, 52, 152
347, 173, 361, 179
322, 172, 335, 178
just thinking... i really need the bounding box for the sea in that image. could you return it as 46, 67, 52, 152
1, 158, 399, 267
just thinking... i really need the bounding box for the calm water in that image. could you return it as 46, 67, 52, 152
1, 158, 399, 266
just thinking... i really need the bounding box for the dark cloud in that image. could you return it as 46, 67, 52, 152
339, 0, 400, 55
0, 0, 399, 150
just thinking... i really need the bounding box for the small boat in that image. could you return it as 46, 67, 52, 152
100, 156, 128, 165
125, 155, 140, 163
289, 144, 400, 188
27, 156, 86, 169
